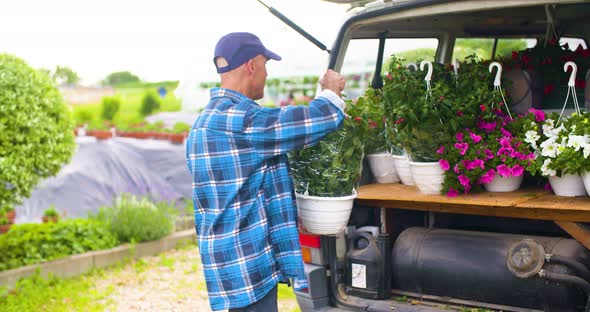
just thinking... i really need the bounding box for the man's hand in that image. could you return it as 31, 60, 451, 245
319, 70, 346, 98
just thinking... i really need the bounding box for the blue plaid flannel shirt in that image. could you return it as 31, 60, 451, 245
186, 87, 345, 310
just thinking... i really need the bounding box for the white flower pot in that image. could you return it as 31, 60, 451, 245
581, 171, 590, 196
392, 155, 414, 186
296, 191, 357, 235
366, 153, 400, 184
483, 174, 524, 192
409, 161, 444, 194
548, 174, 587, 197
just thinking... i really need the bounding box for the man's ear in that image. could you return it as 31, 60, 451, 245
246, 59, 256, 75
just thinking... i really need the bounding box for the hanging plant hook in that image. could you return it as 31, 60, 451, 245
558, 61, 581, 122
420, 60, 433, 88
406, 62, 418, 72
488, 62, 513, 120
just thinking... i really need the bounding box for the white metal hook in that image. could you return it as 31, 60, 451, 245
420, 60, 433, 83
489, 62, 502, 87
406, 62, 418, 71
564, 61, 578, 87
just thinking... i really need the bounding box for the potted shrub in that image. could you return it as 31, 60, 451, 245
289, 100, 366, 235
3, 206, 15, 224
86, 121, 113, 140
169, 122, 190, 144
357, 88, 400, 184
42, 206, 60, 223
0, 214, 11, 234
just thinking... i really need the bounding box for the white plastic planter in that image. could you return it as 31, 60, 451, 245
392, 155, 414, 186
366, 153, 400, 184
409, 161, 444, 194
483, 173, 524, 192
296, 191, 357, 235
583, 171, 590, 195
548, 174, 587, 197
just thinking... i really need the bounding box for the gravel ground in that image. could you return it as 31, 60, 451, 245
94, 244, 300, 312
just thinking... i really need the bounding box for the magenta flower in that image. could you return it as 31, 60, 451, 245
477, 120, 497, 133
447, 188, 458, 197
439, 159, 450, 171
544, 183, 552, 192
527, 152, 536, 160
464, 183, 472, 193
456, 132, 464, 142
529, 108, 546, 122
480, 169, 496, 184
497, 147, 513, 157
500, 128, 512, 137
470, 132, 482, 143
466, 159, 484, 170
436, 146, 445, 154
511, 164, 524, 177
499, 137, 512, 147
484, 149, 494, 160
497, 164, 511, 177
458, 175, 470, 187
454, 142, 469, 155
454, 164, 460, 174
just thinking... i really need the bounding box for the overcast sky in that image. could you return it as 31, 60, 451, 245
0, 0, 350, 85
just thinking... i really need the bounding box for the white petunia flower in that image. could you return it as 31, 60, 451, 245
567, 134, 590, 152
524, 130, 540, 149
584, 145, 590, 159
540, 137, 558, 158
541, 159, 556, 176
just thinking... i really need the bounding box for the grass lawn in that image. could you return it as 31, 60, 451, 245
71, 87, 182, 129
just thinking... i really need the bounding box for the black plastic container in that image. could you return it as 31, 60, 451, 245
345, 229, 391, 299
392, 227, 590, 311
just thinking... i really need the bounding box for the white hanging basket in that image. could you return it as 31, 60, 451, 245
409, 161, 444, 194
366, 153, 400, 184
483, 173, 524, 192
296, 191, 357, 235
580, 171, 590, 196
392, 155, 414, 186
548, 174, 587, 197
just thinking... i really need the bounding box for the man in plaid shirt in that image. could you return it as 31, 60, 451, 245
186, 32, 346, 311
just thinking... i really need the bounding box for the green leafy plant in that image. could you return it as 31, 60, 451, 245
0, 54, 76, 213
172, 122, 191, 134
289, 100, 366, 197
100, 95, 121, 121
139, 90, 162, 116
0, 219, 118, 271
354, 88, 389, 154
90, 194, 178, 243
0, 214, 9, 226
43, 206, 59, 218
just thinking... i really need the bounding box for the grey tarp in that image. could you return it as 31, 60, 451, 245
15, 136, 193, 223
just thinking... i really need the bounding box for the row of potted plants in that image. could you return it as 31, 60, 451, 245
76, 121, 191, 144
0, 207, 60, 234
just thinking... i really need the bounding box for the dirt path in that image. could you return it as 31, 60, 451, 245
94, 244, 300, 312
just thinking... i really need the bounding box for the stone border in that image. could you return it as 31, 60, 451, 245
0, 229, 196, 291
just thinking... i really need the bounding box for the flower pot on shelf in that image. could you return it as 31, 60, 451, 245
409, 161, 444, 194
483, 173, 524, 192
366, 153, 399, 184
296, 191, 357, 235
549, 174, 587, 197
0, 224, 11, 234
169, 133, 186, 144
392, 155, 414, 186
6, 211, 15, 224
87, 129, 112, 140
581, 171, 590, 196
42, 216, 59, 223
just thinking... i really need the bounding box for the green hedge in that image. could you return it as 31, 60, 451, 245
0, 219, 118, 271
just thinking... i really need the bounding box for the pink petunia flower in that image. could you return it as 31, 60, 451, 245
477, 120, 497, 133
544, 183, 552, 192
466, 159, 484, 170
454, 164, 460, 174
500, 128, 512, 137
456, 132, 464, 142
511, 164, 524, 177
447, 188, 458, 197
484, 149, 494, 160
454, 142, 469, 155
439, 159, 450, 171
497, 164, 511, 177
470, 132, 482, 143
529, 108, 545, 122
436, 146, 445, 154
480, 169, 496, 184
458, 175, 470, 187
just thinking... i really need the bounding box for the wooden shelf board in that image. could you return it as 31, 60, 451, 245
356, 183, 590, 222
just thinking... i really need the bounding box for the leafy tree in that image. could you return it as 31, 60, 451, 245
102, 71, 140, 86
140, 90, 162, 116
52, 66, 80, 85
0, 54, 76, 213
100, 96, 121, 121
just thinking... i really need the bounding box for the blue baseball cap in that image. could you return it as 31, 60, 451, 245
213, 32, 281, 74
